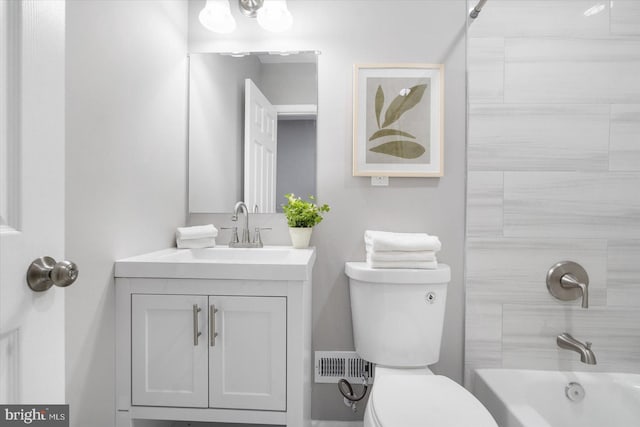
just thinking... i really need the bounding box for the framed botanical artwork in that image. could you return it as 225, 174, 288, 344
353, 63, 444, 177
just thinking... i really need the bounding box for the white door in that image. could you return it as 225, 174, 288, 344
131, 294, 209, 408
209, 296, 286, 410
0, 0, 66, 404
244, 79, 277, 213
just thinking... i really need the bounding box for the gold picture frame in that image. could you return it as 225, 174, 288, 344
353, 63, 444, 177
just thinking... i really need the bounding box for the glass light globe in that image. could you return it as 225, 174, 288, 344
199, 0, 237, 34
257, 0, 293, 32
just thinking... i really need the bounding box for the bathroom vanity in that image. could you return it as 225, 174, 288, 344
114, 246, 315, 427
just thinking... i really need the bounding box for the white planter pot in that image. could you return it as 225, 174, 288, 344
289, 227, 313, 248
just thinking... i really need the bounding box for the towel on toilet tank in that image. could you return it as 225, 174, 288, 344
365, 254, 438, 269
364, 230, 441, 269
367, 250, 438, 262
176, 224, 218, 249
364, 230, 441, 252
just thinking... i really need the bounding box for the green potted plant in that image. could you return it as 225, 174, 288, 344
282, 193, 330, 248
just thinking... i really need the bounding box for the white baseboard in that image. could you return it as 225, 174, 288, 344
311, 421, 363, 427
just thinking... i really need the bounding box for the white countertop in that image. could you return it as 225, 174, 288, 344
115, 246, 316, 281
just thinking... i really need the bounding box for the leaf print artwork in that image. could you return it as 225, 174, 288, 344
368, 128, 416, 141
381, 84, 427, 128
354, 64, 443, 177
367, 81, 429, 161
374, 85, 384, 129
369, 140, 426, 159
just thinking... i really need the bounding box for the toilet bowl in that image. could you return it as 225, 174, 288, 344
363, 367, 497, 427
345, 262, 497, 427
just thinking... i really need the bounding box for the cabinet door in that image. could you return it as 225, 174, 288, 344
209, 296, 287, 410
131, 294, 208, 407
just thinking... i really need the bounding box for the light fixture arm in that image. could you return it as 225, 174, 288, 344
239, 0, 264, 17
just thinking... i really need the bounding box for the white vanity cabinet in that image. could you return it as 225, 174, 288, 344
115, 247, 315, 427
131, 294, 286, 410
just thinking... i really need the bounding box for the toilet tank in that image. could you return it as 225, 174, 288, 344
345, 262, 451, 367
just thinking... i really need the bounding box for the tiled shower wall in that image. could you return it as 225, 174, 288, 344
465, 0, 640, 384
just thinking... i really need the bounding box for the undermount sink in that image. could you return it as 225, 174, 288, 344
115, 246, 316, 281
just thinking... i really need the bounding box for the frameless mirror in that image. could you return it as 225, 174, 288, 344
188, 51, 318, 214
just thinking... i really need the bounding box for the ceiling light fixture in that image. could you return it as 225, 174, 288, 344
199, 0, 293, 33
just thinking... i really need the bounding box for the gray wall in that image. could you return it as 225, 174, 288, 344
188, 0, 467, 421
276, 119, 317, 211
65, 2, 188, 426
260, 62, 318, 105
465, 0, 640, 386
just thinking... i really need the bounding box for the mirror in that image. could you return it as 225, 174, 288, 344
188, 51, 318, 214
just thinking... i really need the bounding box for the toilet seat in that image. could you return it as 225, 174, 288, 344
369, 375, 498, 427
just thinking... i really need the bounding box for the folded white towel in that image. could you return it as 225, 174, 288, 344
176, 224, 218, 240
367, 250, 437, 262
364, 230, 441, 252
366, 258, 438, 270
177, 236, 216, 249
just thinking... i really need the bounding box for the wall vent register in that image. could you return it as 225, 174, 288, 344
314, 351, 374, 384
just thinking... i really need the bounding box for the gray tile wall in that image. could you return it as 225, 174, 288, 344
465, 0, 640, 387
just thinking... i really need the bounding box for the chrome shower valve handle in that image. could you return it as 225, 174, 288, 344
546, 261, 590, 309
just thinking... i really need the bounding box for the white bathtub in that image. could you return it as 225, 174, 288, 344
473, 369, 640, 427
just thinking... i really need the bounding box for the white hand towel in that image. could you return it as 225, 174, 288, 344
367, 250, 437, 262
176, 224, 218, 240
366, 258, 438, 269
364, 230, 442, 252
177, 236, 216, 249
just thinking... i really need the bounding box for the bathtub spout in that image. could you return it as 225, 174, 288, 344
557, 333, 597, 365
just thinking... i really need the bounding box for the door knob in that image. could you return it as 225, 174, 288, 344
27, 256, 79, 292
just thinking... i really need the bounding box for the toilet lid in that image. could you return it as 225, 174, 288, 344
370, 375, 498, 427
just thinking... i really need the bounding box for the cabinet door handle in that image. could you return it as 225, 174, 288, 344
193, 304, 202, 346
210, 304, 219, 346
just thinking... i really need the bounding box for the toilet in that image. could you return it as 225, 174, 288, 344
345, 262, 498, 427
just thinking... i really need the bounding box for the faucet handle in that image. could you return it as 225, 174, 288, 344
253, 227, 271, 246
221, 226, 239, 244
586, 341, 592, 349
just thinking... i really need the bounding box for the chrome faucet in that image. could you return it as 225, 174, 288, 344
232, 201, 250, 244
227, 201, 269, 248
557, 332, 597, 365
